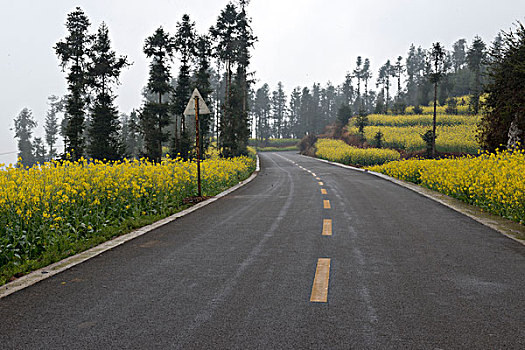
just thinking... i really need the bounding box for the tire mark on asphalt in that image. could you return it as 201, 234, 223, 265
177, 154, 296, 348
62, 156, 291, 344
329, 178, 386, 347
287, 153, 383, 347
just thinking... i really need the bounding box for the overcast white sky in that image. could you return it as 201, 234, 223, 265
1, 0, 524, 165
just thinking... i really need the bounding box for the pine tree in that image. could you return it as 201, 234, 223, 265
394, 56, 404, 96
55, 7, 93, 160
376, 60, 394, 113
288, 87, 302, 138
452, 39, 467, 73
353, 56, 363, 108
299, 87, 313, 136
211, 1, 256, 157
210, 3, 238, 155
140, 27, 175, 162
271, 82, 287, 138
427, 42, 449, 157
336, 103, 352, 127
87, 22, 130, 161
193, 34, 214, 156
322, 82, 337, 125
33, 137, 47, 164
341, 72, 354, 107
172, 14, 196, 159
467, 36, 487, 114
13, 108, 37, 167
253, 84, 271, 143
361, 58, 372, 111
44, 95, 63, 160
406, 45, 427, 106
311, 83, 322, 134
231, 0, 256, 156
121, 110, 142, 158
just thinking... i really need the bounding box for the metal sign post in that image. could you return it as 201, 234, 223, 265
184, 88, 211, 198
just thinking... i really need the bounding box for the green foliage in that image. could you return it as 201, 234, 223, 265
374, 131, 384, 148
249, 138, 299, 147
256, 146, 298, 152
445, 97, 458, 114
391, 100, 407, 115
420, 129, 435, 158
479, 23, 525, 151
355, 110, 369, 135
299, 134, 318, 156
336, 103, 352, 126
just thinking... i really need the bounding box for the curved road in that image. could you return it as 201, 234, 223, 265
1, 151, 524, 349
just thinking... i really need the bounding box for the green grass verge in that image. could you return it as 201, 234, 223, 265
256, 146, 298, 152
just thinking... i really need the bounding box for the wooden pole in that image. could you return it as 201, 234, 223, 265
195, 96, 202, 197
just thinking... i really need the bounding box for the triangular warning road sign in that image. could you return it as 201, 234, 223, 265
183, 88, 211, 115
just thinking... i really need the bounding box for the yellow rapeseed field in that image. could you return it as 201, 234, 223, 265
0, 156, 255, 274
368, 149, 525, 223
316, 138, 401, 166
348, 114, 480, 154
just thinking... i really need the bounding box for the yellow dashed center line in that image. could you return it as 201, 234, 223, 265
310, 258, 331, 302
323, 200, 331, 209
322, 219, 332, 236
321, 189, 327, 195
318, 182, 324, 186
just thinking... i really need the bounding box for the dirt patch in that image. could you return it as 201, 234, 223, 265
183, 196, 212, 205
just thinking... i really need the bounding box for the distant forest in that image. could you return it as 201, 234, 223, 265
12, 1, 525, 165
251, 35, 497, 142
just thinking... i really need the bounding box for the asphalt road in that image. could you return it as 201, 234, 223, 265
1, 151, 524, 349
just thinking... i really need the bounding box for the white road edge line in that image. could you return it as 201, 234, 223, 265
305, 155, 525, 246
0, 155, 261, 299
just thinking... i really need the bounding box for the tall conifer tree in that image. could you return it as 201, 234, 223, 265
271, 82, 287, 138
13, 108, 37, 167
44, 95, 63, 160
172, 14, 196, 159
467, 36, 487, 114
140, 27, 175, 162
87, 22, 129, 160
55, 7, 93, 160
193, 34, 214, 156
427, 42, 449, 157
